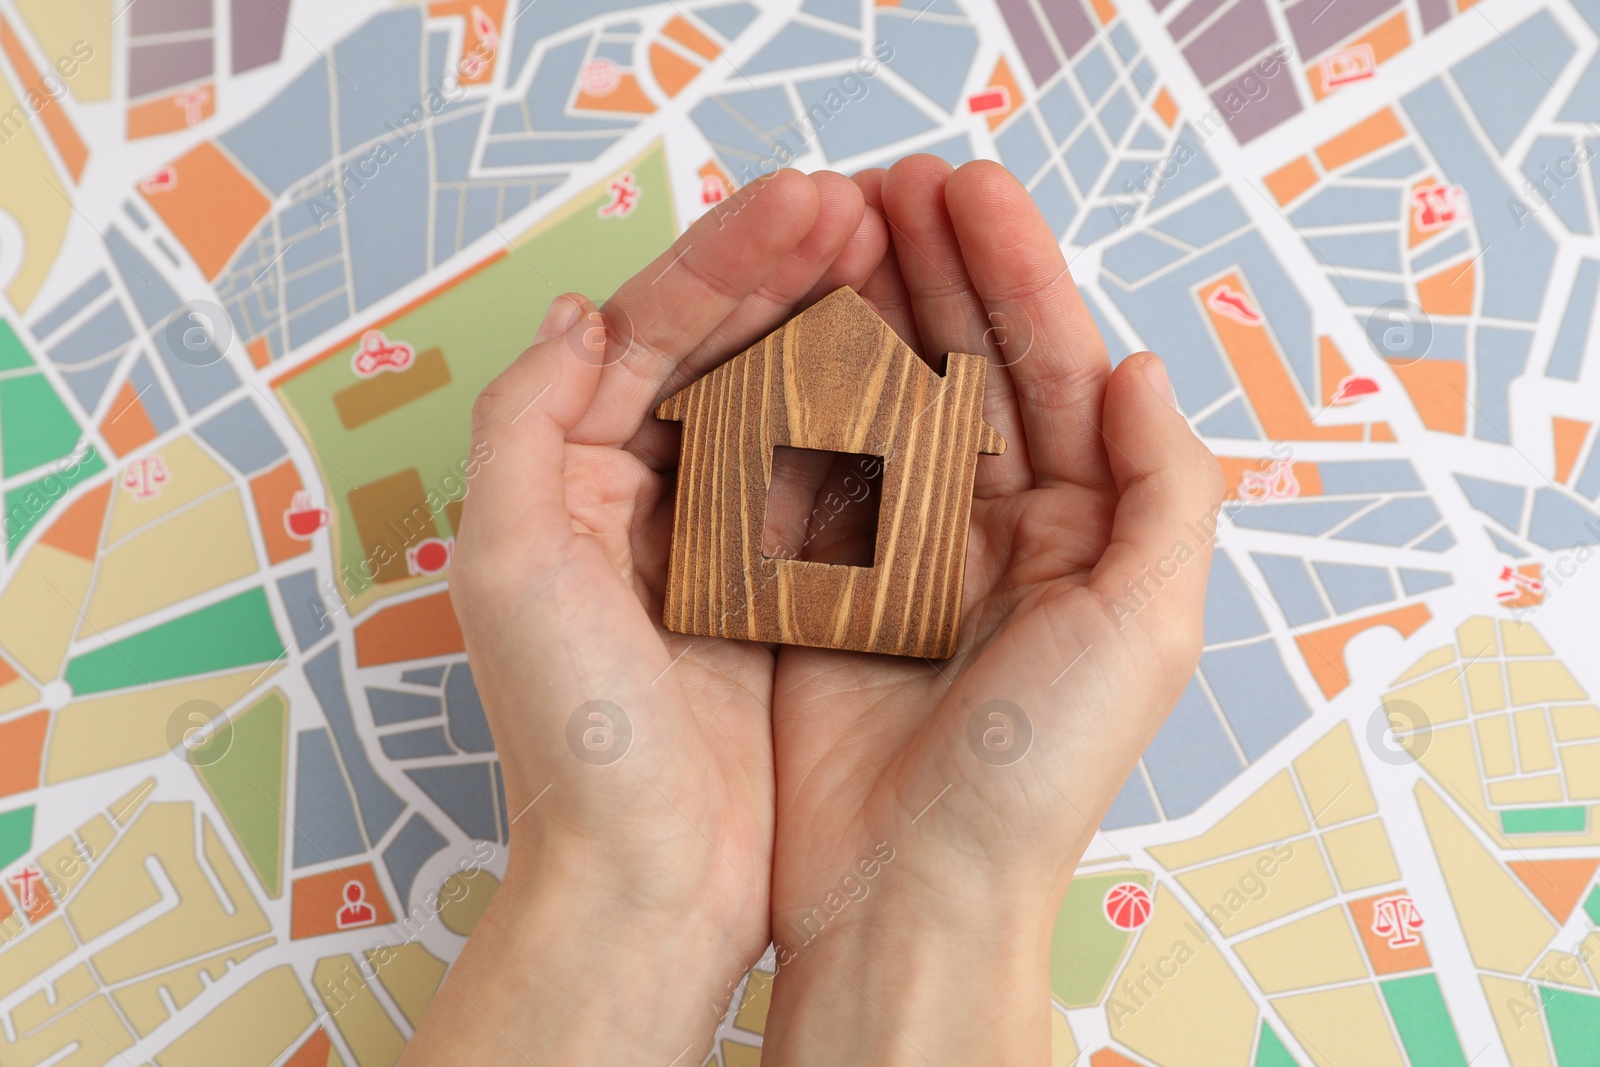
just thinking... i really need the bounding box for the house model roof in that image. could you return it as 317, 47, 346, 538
651, 286, 1005, 658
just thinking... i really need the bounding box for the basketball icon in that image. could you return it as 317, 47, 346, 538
1103, 882, 1152, 930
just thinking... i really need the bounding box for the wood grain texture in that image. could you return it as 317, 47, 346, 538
655, 287, 1004, 658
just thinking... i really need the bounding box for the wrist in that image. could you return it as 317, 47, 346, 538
402, 863, 758, 1065
763, 877, 1055, 1066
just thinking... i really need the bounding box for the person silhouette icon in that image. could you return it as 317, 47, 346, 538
336, 880, 376, 929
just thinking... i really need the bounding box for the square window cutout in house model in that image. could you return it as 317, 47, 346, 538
655, 287, 1006, 658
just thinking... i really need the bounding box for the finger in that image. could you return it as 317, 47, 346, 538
458, 295, 601, 562
624, 171, 886, 472
880, 155, 1031, 496
570, 168, 820, 447
665, 171, 872, 400
1088, 353, 1226, 660
849, 168, 922, 353
946, 161, 1114, 491
797, 171, 890, 308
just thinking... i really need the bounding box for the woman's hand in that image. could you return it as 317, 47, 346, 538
402, 168, 887, 1065
759, 157, 1225, 1065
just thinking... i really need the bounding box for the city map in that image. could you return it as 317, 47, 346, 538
1, 0, 1600, 1063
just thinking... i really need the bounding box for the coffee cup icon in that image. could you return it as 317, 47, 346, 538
284, 491, 330, 539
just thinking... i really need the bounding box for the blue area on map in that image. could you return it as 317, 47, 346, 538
1065, 126, 1112, 197
1290, 185, 1403, 228
1102, 767, 1161, 829
1316, 460, 1422, 494
505, 0, 654, 87
1414, 525, 1457, 552
278, 571, 332, 652
369, 688, 443, 726
446, 663, 495, 753
802, 0, 858, 25
699, 1, 760, 37
401, 666, 446, 686
60, 362, 118, 409
105, 227, 181, 329
746, 21, 859, 74
1031, 166, 1079, 239
1074, 42, 1117, 102
306, 645, 406, 841
219, 59, 333, 195
345, 136, 432, 311
997, 113, 1051, 183
1522, 136, 1593, 235
798, 74, 937, 162
31, 273, 110, 339
1196, 396, 1260, 439
1252, 553, 1328, 625
1455, 474, 1526, 531
1153, 188, 1248, 248
1409, 230, 1471, 274
293, 729, 367, 865
382, 727, 453, 759
1350, 145, 1425, 180
1559, 53, 1600, 122
1528, 489, 1600, 550
1201, 640, 1312, 761
1450, 10, 1574, 155
1335, 497, 1443, 546
1229, 499, 1374, 534
333, 9, 423, 151
527, 38, 637, 133
1146, 127, 1219, 213
1314, 562, 1395, 614
1143, 675, 1246, 818
128, 356, 177, 432
1399, 568, 1453, 595
1102, 229, 1314, 415
1039, 80, 1085, 143
1309, 231, 1402, 273
1548, 259, 1599, 381
383, 813, 447, 909
1204, 550, 1267, 643
880, 8, 978, 112
693, 87, 799, 178
50, 303, 131, 364
1404, 79, 1557, 322
1099, 87, 1136, 141
1330, 275, 1406, 307
408, 764, 499, 841
196, 397, 287, 475
1102, 232, 1187, 284
1131, 122, 1165, 150
1474, 326, 1531, 443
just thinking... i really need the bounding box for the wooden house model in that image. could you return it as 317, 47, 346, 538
654, 287, 1005, 658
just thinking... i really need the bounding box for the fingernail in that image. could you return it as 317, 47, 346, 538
1141, 354, 1177, 409
534, 296, 581, 344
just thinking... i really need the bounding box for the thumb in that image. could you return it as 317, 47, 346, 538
458, 293, 604, 562
1088, 353, 1225, 660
